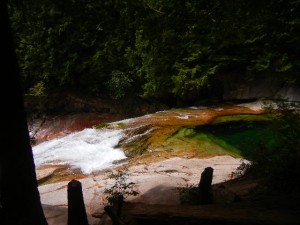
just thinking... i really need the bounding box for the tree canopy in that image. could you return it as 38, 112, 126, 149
8, 0, 300, 104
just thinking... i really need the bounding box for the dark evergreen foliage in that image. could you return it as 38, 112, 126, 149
8, 0, 300, 102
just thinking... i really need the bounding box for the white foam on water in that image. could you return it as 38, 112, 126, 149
176, 114, 189, 119
238, 100, 278, 111
238, 100, 265, 111
33, 128, 126, 174
188, 106, 208, 110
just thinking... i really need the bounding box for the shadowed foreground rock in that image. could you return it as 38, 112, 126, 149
122, 202, 300, 225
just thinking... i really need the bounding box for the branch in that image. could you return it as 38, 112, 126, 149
143, 1, 165, 14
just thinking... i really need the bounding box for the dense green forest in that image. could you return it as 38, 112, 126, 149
8, 0, 300, 104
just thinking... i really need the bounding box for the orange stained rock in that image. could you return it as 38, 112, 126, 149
125, 105, 264, 127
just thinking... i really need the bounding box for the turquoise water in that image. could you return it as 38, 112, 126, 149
171, 114, 279, 159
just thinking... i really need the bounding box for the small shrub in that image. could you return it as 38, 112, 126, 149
104, 168, 139, 205
231, 160, 252, 179
249, 100, 300, 188
176, 184, 200, 205
28, 81, 46, 97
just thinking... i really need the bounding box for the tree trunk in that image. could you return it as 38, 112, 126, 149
0, 1, 48, 224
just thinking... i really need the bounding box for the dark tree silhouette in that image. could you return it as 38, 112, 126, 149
0, 1, 48, 224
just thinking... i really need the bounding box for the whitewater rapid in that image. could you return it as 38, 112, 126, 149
32, 128, 126, 174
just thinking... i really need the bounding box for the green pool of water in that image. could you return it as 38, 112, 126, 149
167, 114, 279, 159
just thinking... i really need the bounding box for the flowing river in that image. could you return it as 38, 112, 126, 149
32, 101, 270, 177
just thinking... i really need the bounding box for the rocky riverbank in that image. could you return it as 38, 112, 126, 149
39, 153, 300, 225
39, 155, 248, 225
